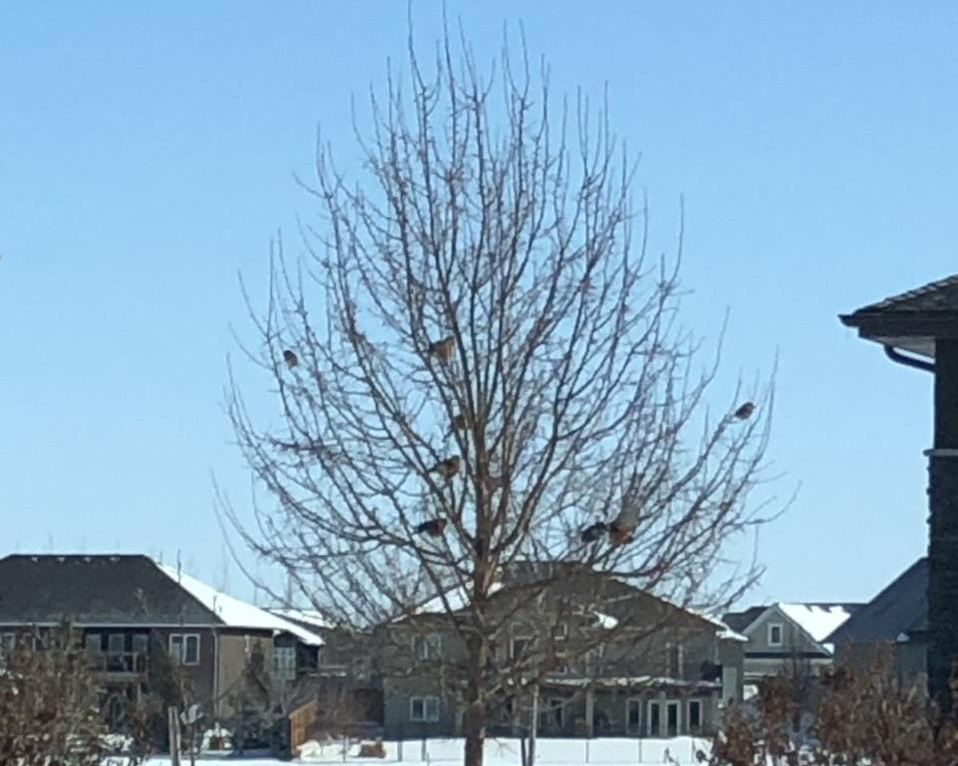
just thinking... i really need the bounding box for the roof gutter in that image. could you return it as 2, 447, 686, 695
883, 345, 935, 373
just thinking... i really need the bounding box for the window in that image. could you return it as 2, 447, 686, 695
626, 698, 642, 734
688, 700, 702, 732
665, 701, 680, 737
273, 646, 296, 681
768, 623, 783, 647
412, 633, 442, 660
666, 642, 684, 677
409, 696, 440, 722
169, 633, 200, 665
131, 634, 150, 656
0, 633, 15, 654
85, 634, 102, 655
647, 700, 661, 737
510, 635, 531, 661
108, 633, 126, 654
538, 698, 564, 731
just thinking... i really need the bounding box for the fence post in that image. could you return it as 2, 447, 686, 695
585, 737, 590, 763
421, 736, 427, 762
636, 737, 641, 764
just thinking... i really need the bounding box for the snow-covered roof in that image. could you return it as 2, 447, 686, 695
778, 603, 854, 643
155, 563, 323, 647
270, 607, 331, 630
550, 675, 721, 690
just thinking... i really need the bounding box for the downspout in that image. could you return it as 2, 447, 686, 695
884, 344, 935, 373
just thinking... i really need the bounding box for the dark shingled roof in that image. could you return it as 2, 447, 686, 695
848, 274, 958, 315
826, 558, 928, 646
0, 554, 221, 626
722, 605, 768, 633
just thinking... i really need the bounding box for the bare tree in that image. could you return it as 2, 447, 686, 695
710, 650, 958, 766
0, 624, 105, 766
224, 21, 775, 766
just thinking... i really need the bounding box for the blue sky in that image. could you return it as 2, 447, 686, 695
2, 1, 956, 608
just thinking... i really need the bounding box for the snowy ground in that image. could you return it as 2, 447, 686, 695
104, 736, 712, 765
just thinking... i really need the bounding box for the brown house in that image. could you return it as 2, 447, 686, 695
368, 562, 746, 740
0, 554, 323, 727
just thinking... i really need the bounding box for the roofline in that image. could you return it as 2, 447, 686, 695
825, 557, 928, 644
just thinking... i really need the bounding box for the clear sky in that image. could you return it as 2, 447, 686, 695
2, 1, 956, 608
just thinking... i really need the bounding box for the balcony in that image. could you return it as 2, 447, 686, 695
88, 651, 148, 680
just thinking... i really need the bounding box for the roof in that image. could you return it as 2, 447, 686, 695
402, 564, 747, 641
722, 606, 767, 634
840, 274, 958, 358
846, 274, 958, 315
268, 607, 331, 631
778, 603, 857, 643
0, 554, 322, 646
827, 558, 928, 646
156, 564, 323, 646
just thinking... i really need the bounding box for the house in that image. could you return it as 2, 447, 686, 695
825, 558, 928, 691
723, 602, 858, 691
373, 562, 746, 740
0, 554, 324, 727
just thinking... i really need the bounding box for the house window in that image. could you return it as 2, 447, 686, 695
132, 634, 150, 656
647, 700, 661, 737
412, 633, 442, 660
108, 633, 126, 654
688, 699, 702, 732
538, 698, 564, 731
409, 696, 440, 722
626, 698, 642, 734
273, 646, 297, 681
768, 623, 783, 647
85, 634, 102, 655
510, 635, 532, 661
169, 633, 200, 665
0, 633, 15, 654
666, 642, 684, 677
665, 700, 680, 737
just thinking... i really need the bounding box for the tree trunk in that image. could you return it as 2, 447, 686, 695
463, 634, 487, 766
168, 707, 181, 766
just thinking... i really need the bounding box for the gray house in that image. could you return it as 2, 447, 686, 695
377, 563, 746, 740
723, 602, 858, 694
825, 558, 928, 691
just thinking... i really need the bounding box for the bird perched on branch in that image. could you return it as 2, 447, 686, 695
430, 456, 460, 479
733, 401, 755, 420
283, 349, 299, 368
414, 518, 447, 537
608, 502, 640, 547
428, 336, 455, 361
580, 521, 608, 544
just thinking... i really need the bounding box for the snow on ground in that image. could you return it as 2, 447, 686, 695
108, 736, 712, 765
